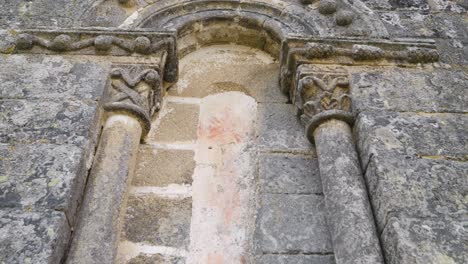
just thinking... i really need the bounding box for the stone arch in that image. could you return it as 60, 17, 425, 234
80, 0, 389, 58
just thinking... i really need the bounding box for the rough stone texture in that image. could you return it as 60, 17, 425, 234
255, 193, 332, 254
123, 196, 192, 249
0, 144, 86, 220
0, 55, 109, 100
259, 153, 322, 194
257, 254, 336, 264
381, 216, 467, 264
356, 111, 468, 264
133, 145, 195, 187
147, 102, 199, 143
351, 68, 468, 113
127, 254, 185, 264
314, 119, 384, 264
0, 208, 70, 264
257, 103, 311, 153
356, 111, 468, 161
0, 99, 99, 145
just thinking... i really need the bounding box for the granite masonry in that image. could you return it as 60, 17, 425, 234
0, 0, 467, 264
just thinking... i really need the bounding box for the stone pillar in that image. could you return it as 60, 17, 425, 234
313, 119, 383, 264
67, 65, 163, 264
294, 68, 384, 264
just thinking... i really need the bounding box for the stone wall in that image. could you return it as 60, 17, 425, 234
0, 0, 467, 263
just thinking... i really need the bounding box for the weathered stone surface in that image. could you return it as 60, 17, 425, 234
0, 55, 109, 100
255, 193, 332, 254
314, 119, 384, 264
356, 111, 468, 263
0, 0, 95, 28
259, 153, 322, 194
0, 208, 70, 264
257, 103, 311, 152
67, 115, 142, 264
0, 144, 87, 218
123, 196, 192, 249
133, 146, 195, 187
351, 68, 468, 113
436, 38, 468, 65
257, 254, 336, 264
381, 216, 467, 264
356, 111, 468, 161
365, 153, 467, 232
0, 99, 99, 145
168, 45, 287, 103
148, 102, 199, 143
127, 254, 185, 264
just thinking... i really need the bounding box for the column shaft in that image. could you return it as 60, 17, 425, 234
313, 119, 384, 264
67, 114, 142, 264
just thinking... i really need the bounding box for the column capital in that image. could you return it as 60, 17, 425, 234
104, 64, 163, 138
293, 66, 354, 142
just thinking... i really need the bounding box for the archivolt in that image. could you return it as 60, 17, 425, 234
126, 0, 317, 58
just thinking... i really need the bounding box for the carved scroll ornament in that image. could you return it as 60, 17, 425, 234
104, 65, 162, 137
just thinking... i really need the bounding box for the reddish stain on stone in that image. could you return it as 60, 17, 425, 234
198, 107, 243, 144
207, 254, 224, 264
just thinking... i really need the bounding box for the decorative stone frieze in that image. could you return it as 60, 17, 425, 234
14, 28, 179, 83
104, 64, 162, 137
280, 37, 439, 94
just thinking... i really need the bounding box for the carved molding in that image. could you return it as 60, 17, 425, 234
280, 37, 439, 94
14, 28, 179, 83
104, 64, 163, 137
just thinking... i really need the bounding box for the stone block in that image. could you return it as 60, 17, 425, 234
148, 102, 199, 143
256, 254, 336, 264
123, 196, 192, 249
436, 38, 468, 65
0, 208, 70, 264
0, 144, 87, 221
257, 103, 311, 152
379, 11, 467, 39
259, 153, 322, 194
356, 111, 468, 161
127, 254, 185, 264
381, 216, 467, 264
0, 55, 109, 100
0, 99, 100, 145
133, 146, 195, 187
352, 68, 468, 113
365, 153, 467, 233
255, 194, 332, 254
355, 111, 467, 263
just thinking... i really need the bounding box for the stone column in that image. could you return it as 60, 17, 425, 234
294, 68, 384, 264
67, 65, 163, 264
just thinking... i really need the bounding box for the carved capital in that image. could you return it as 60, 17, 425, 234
280, 37, 439, 94
104, 64, 163, 137
293, 66, 354, 142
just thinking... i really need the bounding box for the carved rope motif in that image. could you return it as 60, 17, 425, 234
296, 71, 352, 124
104, 65, 162, 136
